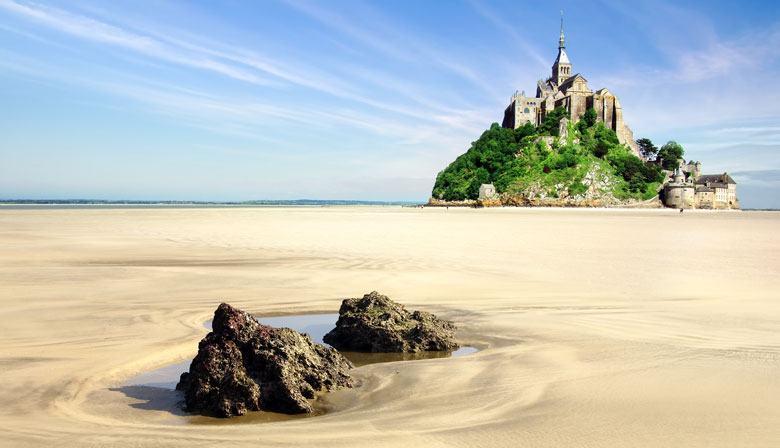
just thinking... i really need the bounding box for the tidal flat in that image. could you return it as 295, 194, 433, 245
1, 206, 779, 446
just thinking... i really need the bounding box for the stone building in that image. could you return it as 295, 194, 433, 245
682, 160, 702, 179
695, 173, 738, 209
663, 169, 694, 209
479, 183, 498, 200
502, 15, 640, 158
694, 186, 715, 209
663, 162, 738, 209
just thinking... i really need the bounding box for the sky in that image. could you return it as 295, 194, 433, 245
1, 0, 779, 207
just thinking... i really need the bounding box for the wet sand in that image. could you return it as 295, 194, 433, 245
1, 206, 779, 446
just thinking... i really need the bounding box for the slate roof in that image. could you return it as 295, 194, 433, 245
696, 173, 737, 185
559, 73, 587, 89
538, 84, 553, 92
555, 48, 570, 65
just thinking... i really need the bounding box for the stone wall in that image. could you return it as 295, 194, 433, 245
503, 94, 541, 128
695, 190, 714, 209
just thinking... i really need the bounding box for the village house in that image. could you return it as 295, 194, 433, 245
663, 162, 738, 209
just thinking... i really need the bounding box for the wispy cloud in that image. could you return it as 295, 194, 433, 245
0, 47, 474, 158
0, 0, 493, 138
669, 27, 780, 83
3, 0, 777, 203
0, 20, 70, 50
281, 0, 492, 91
731, 169, 780, 184
708, 125, 780, 135
0, 0, 283, 86
465, 0, 548, 69
599, 0, 780, 86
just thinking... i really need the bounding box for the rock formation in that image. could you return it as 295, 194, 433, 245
176, 303, 353, 418
323, 291, 459, 353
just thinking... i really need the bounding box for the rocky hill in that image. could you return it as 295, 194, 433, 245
429, 108, 666, 207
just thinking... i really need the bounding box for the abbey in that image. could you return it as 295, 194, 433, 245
502, 17, 641, 157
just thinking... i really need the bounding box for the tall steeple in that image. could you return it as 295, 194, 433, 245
552, 11, 572, 85
559, 10, 565, 49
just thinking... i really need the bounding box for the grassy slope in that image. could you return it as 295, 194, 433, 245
431, 115, 663, 203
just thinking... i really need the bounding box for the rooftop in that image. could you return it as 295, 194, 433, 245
696, 173, 737, 185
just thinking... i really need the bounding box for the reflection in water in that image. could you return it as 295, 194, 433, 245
187, 403, 325, 425
257, 314, 338, 344
126, 361, 189, 391
342, 346, 479, 367
122, 313, 477, 424
258, 314, 477, 365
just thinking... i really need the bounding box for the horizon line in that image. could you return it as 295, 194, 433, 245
0, 198, 423, 204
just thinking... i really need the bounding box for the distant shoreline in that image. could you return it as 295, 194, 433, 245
0, 199, 417, 206
0, 202, 773, 211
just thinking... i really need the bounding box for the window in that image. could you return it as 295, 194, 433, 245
524, 108, 530, 113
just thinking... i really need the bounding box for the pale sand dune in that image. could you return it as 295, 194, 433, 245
1, 206, 779, 446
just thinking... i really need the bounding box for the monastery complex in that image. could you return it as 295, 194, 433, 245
493, 16, 739, 210
502, 16, 640, 157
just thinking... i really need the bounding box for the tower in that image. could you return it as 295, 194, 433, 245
551, 11, 572, 85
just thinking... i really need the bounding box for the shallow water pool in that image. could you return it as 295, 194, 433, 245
128, 313, 476, 390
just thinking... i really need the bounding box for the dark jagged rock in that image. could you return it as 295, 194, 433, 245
323, 291, 459, 353
176, 303, 353, 418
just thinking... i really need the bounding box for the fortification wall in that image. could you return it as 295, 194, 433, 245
664, 185, 695, 208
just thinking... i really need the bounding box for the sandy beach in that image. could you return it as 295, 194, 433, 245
1, 206, 779, 447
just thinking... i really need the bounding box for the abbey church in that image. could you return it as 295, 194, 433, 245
502, 17, 641, 157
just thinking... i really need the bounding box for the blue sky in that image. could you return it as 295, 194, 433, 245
1, 0, 779, 207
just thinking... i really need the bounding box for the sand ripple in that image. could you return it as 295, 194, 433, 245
1, 207, 779, 446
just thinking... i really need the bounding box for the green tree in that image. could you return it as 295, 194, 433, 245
431, 123, 525, 200
590, 123, 618, 158
539, 106, 570, 136
514, 122, 536, 142
628, 175, 646, 193
594, 123, 620, 146
577, 108, 598, 134
657, 141, 684, 170
636, 138, 658, 161
641, 163, 665, 183
582, 108, 597, 128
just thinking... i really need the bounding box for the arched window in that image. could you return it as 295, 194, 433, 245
524, 108, 530, 113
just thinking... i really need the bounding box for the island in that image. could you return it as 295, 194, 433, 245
429, 16, 738, 210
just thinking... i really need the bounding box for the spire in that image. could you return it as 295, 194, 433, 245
559, 10, 565, 49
